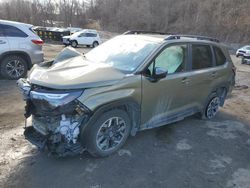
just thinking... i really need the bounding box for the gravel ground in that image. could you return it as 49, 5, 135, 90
0, 43, 250, 188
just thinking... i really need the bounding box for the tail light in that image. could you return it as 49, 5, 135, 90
31, 39, 44, 45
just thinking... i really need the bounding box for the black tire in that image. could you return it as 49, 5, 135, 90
71, 40, 78, 48
0, 55, 28, 79
92, 41, 99, 48
82, 109, 131, 157
199, 93, 221, 120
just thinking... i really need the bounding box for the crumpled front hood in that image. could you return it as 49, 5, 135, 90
29, 55, 125, 90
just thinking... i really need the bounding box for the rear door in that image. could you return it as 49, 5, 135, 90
187, 43, 217, 110
85, 33, 96, 45
0, 24, 10, 54
2, 24, 28, 50
77, 32, 88, 45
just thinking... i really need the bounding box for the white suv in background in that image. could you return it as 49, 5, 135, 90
62, 29, 101, 48
0, 20, 44, 79
236, 45, 250, 57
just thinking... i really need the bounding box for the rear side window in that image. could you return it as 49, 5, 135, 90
192, 44, 213, 70
0, 24, 5, 36
214, 46, 226, 66
86, 33, 97, 37
3, 24, 28, 37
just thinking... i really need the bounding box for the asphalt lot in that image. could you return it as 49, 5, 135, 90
0, 44, 250, 188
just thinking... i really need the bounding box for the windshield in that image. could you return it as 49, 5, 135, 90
85, 35, 160, 73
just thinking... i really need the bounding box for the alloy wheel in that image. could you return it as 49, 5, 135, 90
206, 97, 220, 119
6, 59, 25, 79
96, 117, 127, 152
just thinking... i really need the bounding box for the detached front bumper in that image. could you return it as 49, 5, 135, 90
24, 126, 47, 150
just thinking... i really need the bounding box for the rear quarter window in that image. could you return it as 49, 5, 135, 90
86, 33, 97, 37
3, 24, 28, 38
192, 44, 213, 70
214, 46, 227, 66
0, 24, 5, 36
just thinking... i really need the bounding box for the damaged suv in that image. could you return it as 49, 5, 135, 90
18, 31, 235, 157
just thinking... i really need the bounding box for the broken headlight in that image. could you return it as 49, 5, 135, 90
17, 78, 31, 100
30, 90, 83, 107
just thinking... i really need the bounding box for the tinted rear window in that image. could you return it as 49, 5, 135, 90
214, 46, 226, 66
86, 33, 97, 37
3, 24, 28, 37
192, 44, 213, 70
0, 24, 5, 36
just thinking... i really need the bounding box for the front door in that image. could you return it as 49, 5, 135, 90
141, 44, 193, 130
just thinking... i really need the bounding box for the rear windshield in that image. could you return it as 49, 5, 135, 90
85, 36, 160, 73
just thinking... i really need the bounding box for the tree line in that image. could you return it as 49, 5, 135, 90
0, 0, 249, 42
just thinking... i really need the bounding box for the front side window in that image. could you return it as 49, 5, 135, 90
192, 44, 213, 70
214, 46, 226, 66
152, 44, 187, 74
3, 25, 28, 37
85, 35, 160, 73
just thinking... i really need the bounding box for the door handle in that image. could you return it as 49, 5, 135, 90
181, 77, 190, 84
0, 40, 6, 44
210, 72, 217, 78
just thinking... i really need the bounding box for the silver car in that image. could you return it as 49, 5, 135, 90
0, 20, 44, 79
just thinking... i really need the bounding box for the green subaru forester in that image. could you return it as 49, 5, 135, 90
18, 31, 235, 157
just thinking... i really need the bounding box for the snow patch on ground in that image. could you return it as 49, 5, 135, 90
118, 149, 132, 157
227, 168, 250, 188
176, 139, 192, 151
210, 155, 232, 169
206, 120, 250, 139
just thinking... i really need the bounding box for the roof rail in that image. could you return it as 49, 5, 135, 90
165, 35, 220, 43
123, 30, 170, 35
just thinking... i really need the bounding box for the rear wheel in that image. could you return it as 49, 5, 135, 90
82, 109, 131, 157
199, 92, 222, 120
0, 55, 28, 79
205, 96, 220, 119
71, 40, 78, 48
92, 41, 99, 48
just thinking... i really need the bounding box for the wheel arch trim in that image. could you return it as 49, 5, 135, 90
0, 51, 32, 69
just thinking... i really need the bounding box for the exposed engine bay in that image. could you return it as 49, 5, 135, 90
17, 78, 90, 156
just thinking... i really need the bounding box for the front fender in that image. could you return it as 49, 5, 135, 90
78, 75, 141, 112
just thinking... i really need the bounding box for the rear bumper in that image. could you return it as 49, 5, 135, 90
30, 51, 44, 64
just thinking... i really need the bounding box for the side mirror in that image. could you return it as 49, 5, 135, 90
153, 67, 168, 81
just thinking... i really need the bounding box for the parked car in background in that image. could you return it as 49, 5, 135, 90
62, 29, 101, 48
236, 45, 250, 57
18, 31, 235, 157
242, 52, 250, 64
0, 20, 44, 79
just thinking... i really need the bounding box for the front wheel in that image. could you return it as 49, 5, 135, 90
71, 40, 78, 48
82, 109, 131, 157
